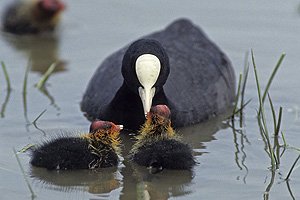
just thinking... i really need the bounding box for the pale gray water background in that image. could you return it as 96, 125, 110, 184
0, 0, 300, 199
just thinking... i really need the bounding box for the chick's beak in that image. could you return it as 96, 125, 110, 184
117, 125, 123, 131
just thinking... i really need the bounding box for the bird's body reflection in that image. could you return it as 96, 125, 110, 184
2, 33, 66, 74
31, 166, 121, 194
28, 112, 233, 199
1, 32, 66, 114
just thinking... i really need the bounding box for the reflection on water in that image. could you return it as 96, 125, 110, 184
0, 33, 62, 124
0, 88, 11, 118
29, 114, 228, 199
264, 170, 276, 200
229, 119, 250, 183
22, 64, 30, 125
130, 164, 194, 200
2, 33, 66, 74
1, 0, 300, 198
286, 180, 296, 200
37, 86, 60, 111
31, 166, 121, 194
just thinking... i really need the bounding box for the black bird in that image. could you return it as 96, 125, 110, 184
81, 18, 235, 131
2, 0, 65, 35
130, 105, 195, 173
30, 120, 122, 170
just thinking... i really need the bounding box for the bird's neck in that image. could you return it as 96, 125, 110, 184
105, 82, 170, 131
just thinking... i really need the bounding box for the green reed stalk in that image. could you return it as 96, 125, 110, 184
240, 53, 250, 127
1, 61, 12, 91
262, 53, 286, 103
251, 50, 277, 170
36, 63, 56, 89
285, 154, 300, 180
22, 63, 30, 123
13, 148, 36, 198
32, 109, 47, 125
233, 73, 243, 115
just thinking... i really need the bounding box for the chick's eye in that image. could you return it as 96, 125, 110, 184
104, 124, 112, 130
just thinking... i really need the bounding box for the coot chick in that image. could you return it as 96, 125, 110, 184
2, 0, 65, 34
130, 105, 195, 173
30, 120, 122, 170
81, 19, 236, 131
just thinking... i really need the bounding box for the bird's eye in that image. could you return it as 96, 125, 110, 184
104, 124, 112, 130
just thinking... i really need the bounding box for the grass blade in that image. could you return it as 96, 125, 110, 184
252, 50, 277, 169
281, 131, 287, 147
36, 63, 57, 89
1, 61, 12, 91
241, 51, 250, 111
22, 63, 31, 124
285, 154, 300, 180
233, 73, 243, 115
267, 94, 277, 133
232, 99, 251, 116
0, 87, 11, 118
286, 180, 296, 200
262, 53, 286, 103
31, 109, 47, 135
275, 107, 283, 137
32, 109, 47, 125
240, 53, 250, 127
13, 148, 36, 198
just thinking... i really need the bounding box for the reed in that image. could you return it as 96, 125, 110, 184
22, 62, 31, 124
31, 109, 47, 135
261, 53, 286, 103
13, 148, 36, 198
36, 63, 57, 89
1, 61, 12, 91
240, 53, 250, 127
32, 109, 47, 125
285, 154, 300, 180
251, 50, 287, 171
232, 73, 243, 116
252, 50, 277, 170
231, 51, 251, 127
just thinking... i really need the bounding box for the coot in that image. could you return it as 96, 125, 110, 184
81, 18, 235, 131
30, 120, 122, 170
130, 105, 195, 173
2, 0, 65, 34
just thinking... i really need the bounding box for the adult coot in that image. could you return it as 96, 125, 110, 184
81, 18, 235, 131
2, 0, 65, 34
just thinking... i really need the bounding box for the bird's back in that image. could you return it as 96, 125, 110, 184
81, 18, 235, 127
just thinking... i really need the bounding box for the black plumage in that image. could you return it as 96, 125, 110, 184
30, 137, 118, 170
81, 18, 235, 131
2, 0, 65, 35
130, 105, 195, 173
132, 139, 195, 172
30, 120, 122, 170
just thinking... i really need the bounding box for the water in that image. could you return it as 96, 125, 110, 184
1, 0, 300, 199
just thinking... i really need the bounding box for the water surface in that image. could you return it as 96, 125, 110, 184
1, 0, 300, 199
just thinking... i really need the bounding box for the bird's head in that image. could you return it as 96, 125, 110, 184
88, 120, 123, 147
